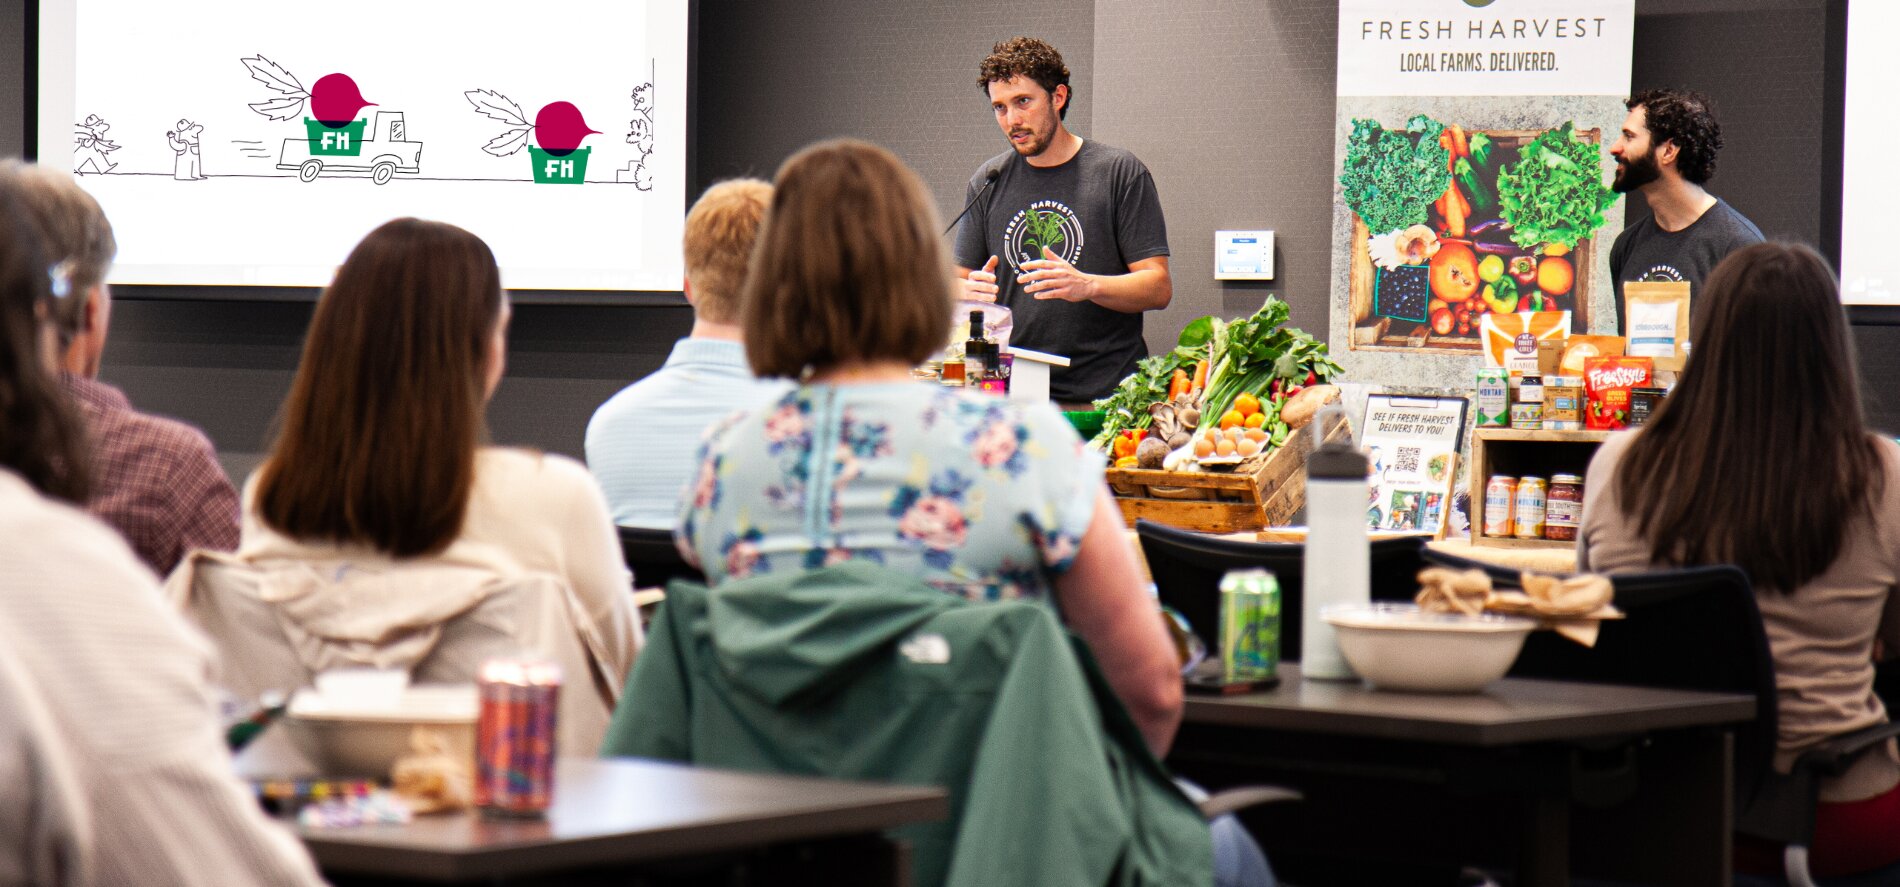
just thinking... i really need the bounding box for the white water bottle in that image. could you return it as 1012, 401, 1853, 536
1300, 405, 1370, 681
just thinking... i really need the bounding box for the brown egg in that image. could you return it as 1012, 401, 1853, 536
1225, 427, 1244, 441
1215, 438, 1237, 456
1244, 427, 1268, 442
1193, 437, 1215, 458
1236, 438, 1262, 457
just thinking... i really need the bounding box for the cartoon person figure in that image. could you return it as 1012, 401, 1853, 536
167, 120, 205, 180
72, 114, 120, 175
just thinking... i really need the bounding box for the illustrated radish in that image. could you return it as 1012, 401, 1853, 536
533, 102, 600, 156
310, 73, 375, 128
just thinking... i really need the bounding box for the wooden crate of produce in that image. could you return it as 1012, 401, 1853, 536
1106, 414, 1352, 533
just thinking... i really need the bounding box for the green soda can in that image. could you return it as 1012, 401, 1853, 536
1219, 568, 1281, 682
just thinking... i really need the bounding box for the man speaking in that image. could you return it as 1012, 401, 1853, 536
953, 37, 1171, 408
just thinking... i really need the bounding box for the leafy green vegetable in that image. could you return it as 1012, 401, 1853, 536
1339, 116, 1452, 236
1496, 122, 1617, 250
1089, 352, 1193, 447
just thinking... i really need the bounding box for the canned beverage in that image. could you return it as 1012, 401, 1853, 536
1218, 569, 1280, 682
1476, 369, 1509, 427
475, 658, 562, 817
1484, 475, 1517, 537
1514, 477, 1549, 539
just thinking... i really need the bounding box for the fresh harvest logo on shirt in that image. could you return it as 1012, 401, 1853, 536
1002, 200, 1085, 273
1636, 264, 1687, 284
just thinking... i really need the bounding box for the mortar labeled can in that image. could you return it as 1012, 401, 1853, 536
1484, 475, 1517, 537
1218, 569, 1280, 682
304, 118, 368, 157
1476, 368, 1509, 427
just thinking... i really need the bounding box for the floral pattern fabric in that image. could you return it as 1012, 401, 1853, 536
677, 383, 1102, 601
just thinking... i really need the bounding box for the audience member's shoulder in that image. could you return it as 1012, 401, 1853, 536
481, 447, 596, 491
0, 471, 154, 585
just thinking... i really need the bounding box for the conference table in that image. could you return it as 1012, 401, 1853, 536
300, 757, 947, 886
1169, 664, 1758, 887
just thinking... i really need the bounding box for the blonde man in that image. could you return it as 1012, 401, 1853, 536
0, 161, 240, 577
587, 179, 789, 529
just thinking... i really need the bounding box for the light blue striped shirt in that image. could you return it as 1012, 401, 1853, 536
586, 338, 790, 530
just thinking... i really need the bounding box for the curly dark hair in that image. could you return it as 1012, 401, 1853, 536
978, 37, 1072, 120
1627, 88, 1723, 185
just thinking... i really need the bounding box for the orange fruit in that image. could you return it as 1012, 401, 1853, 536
1215, 438, 1237, 456
1218, 409, 1244, 430
1244, 413, 1267, 429
1234, 393, 1262, 418
1544, 242, 1571, 257
1537, 257, 1573, 295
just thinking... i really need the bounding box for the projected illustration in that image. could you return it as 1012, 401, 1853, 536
465, 90, 601, 185
41, 0, 688, 290
72, 114, 121, 174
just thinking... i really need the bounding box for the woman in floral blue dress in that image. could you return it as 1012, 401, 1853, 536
675, 139, 1184, 758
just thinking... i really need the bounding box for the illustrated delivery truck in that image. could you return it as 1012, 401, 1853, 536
278, 110, 423, 185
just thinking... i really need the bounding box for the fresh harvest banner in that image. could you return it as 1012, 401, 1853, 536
1328, 0, 1633, 389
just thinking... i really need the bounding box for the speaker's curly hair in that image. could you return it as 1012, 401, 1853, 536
1628, 89, 1724, 184
978, 37, 1072, 120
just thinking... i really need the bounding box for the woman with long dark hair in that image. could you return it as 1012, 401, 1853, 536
1579, 241, 1900, 876
172, 219, 639, 757
0, 186, 326, 884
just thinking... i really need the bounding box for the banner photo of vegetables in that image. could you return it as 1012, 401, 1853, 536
1343, 115, 1613, 352
1090, 297, 1342, 472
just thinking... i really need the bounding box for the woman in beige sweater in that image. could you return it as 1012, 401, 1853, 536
1578, 242, 1900, 877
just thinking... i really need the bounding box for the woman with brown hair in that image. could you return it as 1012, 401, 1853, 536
174, 218, 638, 756
1579, 241, 1900, 876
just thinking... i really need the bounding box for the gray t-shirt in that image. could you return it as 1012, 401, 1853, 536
1608, 197, 1764, 333
953, 140, 1169, 403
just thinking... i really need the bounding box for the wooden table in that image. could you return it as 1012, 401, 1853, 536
1172, 664, 1756, 887
300, 757, 948, 885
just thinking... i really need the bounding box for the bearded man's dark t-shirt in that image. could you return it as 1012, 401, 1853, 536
1608, 198, 1763, 332
953, 140, 1170, 403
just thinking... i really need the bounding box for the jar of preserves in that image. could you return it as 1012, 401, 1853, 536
1545, 474, 1584, 542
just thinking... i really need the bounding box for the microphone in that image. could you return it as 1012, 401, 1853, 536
944, 167, 1002, 236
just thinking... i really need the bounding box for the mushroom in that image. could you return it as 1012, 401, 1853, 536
1395, 225, 1441, 265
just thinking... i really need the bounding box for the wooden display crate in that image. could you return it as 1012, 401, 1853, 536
1106, 414, 1352, 533
1468, 427, 1616, 550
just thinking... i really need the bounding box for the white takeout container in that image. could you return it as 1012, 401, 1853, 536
285, 683, 479, 777
1321, 603, 1535, 694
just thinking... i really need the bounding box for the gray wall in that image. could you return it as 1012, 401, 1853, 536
7, 0, 1890, 472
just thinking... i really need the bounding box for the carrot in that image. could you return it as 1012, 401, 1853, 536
1441, 182, 1468, 238
1450, 124, 1469, 159
1167, 368, 1191, 401
1190, 359, 1209, 393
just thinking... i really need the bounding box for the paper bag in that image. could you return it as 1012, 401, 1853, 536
1481, 311, 1572, 372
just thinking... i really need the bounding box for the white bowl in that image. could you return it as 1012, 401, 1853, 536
1321, 603, 1535, 694
284, 684, 478, 777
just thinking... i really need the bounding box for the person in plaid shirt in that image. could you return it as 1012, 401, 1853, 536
0, 162, 239, 578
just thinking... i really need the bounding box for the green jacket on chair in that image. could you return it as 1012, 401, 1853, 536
599, 561, 1212, 887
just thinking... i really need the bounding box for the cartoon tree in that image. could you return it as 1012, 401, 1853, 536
621, 79, 656, 190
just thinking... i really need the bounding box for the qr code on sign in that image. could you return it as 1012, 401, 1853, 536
1393, 446, 1421, 475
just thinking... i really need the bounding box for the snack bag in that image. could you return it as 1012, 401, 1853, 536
1482, 311, 1572, 373
1624, 282, 1692, 371
1560, 335, 1627, 375
1583, 356, 1653, 430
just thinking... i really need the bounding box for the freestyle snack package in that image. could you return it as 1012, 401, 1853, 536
1560, 334, 1626, 375
1482, 311, 1572, 373
1624, 282, 1691, 371
1584, 356, 1653, 429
